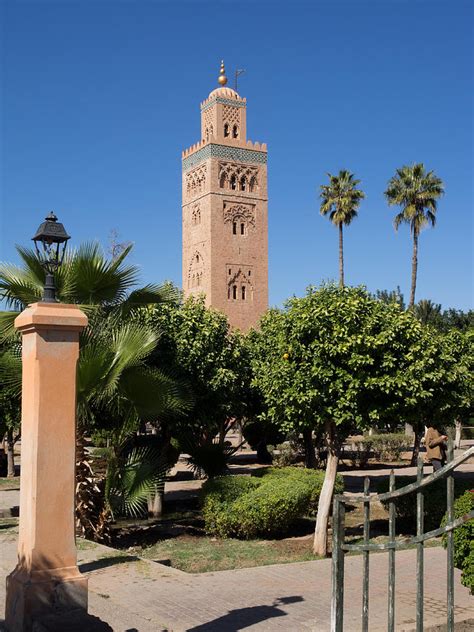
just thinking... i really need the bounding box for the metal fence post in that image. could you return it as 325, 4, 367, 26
416, 457, 425, 632
388, 469, 396, 632
362, 477, 370, 632
446, 440, 454, 632
331, 496, 345, 632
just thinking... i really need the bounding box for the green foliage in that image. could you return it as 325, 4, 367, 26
385, 163, 444, 237
269, 442, 302, 467
143, 296, 252, 449
184, 441, 239, 479
320, 170, 365, 227
252, 286, 473, 441
106, 437, 179, 518
201, 468, 343, 539
379, 477, 472, 531
414, 299, 443, 328
347, 433, 411, 467
374, 287, 405, 310
442, 491, 474, 594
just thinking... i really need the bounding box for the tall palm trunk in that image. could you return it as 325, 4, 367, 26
409, 230, 418, 308
338, 223, 344, 288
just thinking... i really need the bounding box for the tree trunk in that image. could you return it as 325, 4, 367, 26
409, 230, 418, 308
302, 429, 317, 469
338, 223, 344, 288
313, 420, 339, 556
147, 490, 164, 518
6, 428, 15, 478
148, 479, 165, 519
410, 430, 421, 466
236, 419, 244, 449
454, 418, 462, 450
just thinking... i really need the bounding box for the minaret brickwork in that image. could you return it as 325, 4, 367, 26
182, 62, 268, 331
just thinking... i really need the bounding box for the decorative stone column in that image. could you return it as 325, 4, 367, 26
5, 302, 88, 632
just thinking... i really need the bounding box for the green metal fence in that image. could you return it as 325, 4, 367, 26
331, 443, 474, 632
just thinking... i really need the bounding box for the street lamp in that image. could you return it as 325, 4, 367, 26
32, 211, 70, 303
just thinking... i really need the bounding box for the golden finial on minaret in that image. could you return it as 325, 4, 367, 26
218, 60, 228, 86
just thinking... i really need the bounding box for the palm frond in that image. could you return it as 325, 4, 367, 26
106, 444, 171, 518
0, 311, 21, 342
120, 366, 193, 420
0, 350, 22, 397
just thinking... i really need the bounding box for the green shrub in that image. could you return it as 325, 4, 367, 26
442, 491, 474, 594
379, 477, 472, 531
348, 433, 410, 466
201, 467, 343, 538
90, 429, 113, 448
268, 443, 302, 467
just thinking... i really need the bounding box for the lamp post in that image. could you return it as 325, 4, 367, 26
32, 211, 70, 303
5, 215, 88, 632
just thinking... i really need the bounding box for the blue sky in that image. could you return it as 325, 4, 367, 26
1, 0, 472, 310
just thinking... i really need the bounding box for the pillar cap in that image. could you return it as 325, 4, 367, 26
15, 302, 88, 333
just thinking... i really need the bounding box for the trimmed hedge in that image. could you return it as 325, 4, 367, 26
442, 491, 474, 594
347, 433, 411, 467
201, 467, 343, 539
378, 476, 472, 531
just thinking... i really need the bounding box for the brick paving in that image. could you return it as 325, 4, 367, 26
0, 533, 472, 631
1, 443, 473, 630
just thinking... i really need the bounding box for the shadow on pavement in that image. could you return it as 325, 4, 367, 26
186, 596, 304, 631
79, 554, 139, 573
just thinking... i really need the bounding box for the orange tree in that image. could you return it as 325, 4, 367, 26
249, 284, 472, 556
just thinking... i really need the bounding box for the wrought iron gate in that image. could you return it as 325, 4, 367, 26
331, 443, 474, 632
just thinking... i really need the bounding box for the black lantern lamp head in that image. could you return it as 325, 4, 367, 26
32, 212, 70, 303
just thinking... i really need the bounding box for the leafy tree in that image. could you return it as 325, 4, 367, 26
385, 163, 444, 308
144, 296, 251, 465
319, 170, 365, 287
440, 308, 474, 333
250, 285, 470, 556
375, 286, 405, 310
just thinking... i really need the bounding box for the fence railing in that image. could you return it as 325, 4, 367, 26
331, 443, 474, 632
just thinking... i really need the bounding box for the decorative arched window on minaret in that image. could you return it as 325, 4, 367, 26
182, 60, 268, 331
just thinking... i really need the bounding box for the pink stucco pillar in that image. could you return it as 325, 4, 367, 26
5, 302, 88, 632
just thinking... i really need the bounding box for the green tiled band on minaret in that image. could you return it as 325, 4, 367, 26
182, 143, 267, 172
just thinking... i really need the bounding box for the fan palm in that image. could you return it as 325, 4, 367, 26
320, 170, 365, 287
384, 164, 444, 308
415, 299, 443, 327
0, 241, 177, 339
0, 242, 189, 539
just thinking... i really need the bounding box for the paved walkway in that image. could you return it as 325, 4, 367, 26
1, 443, 473, 630
0, 532, 473, 631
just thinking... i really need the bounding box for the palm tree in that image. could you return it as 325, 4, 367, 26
0, 242, 177, 338
384, 164, 444, 308
320, 170, 365, 287
0, 242, 190, 540
415, 299, 442, 327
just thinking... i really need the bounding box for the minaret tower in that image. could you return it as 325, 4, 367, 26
182, 62, 268, 331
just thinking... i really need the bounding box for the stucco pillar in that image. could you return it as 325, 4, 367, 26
5, 302, 88, 632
